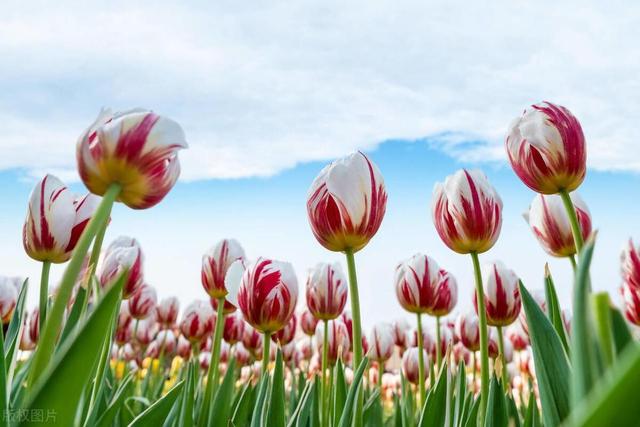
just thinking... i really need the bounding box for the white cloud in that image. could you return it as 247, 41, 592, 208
1, 1, 640, 180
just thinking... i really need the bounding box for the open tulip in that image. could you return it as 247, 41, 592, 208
128, 284, 158, 320
100, 236, 144, 299
402, 347, 429, 385
77, 108, 188, 210
180, 300, 215, 344
306, 262, 348, 320
202, 239, 246, 299
525, 192, 592, 261
505, 102, 586, 195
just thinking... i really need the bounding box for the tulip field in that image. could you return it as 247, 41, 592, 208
3, 102, 640, 427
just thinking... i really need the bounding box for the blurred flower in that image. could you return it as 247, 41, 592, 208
135, 317, 159, 347
176, 335, 192, 359
77, 108, 188, 209
392, 319, 410, 350
621, 239, 640, 290
506, 323, 529, 351
0, 277, 18, 324
518, 289, 546, 337
28, 307, 40, 344
23, 174, 100, 263
622, 282, 640, 326
432, 169, 502, 254
455, 312, 480, 352
223, 311, 245, 345
307, 152, 387, 253
298, 338, 313, 360
199, 352, 211, 371
315, 319, 350, 366
506, 102, 586, 194
100, 236, 144, 299
282, 341, 298, 364
242, 324, 263, 356
156, 297, 179, 329
180, 300, 214, 343
368, 323, 394, 362
20, 314, 35, 351
300, 310, 319, 336
474, 262, 521, 327
273, 315, 297, 345
430, 270, 458, 317
129, 284, 158, 320
234, 343, 252, 367
488, 329, 513, 362
202, 239, 246, 299
402, 347, 429, 385
430, 325, 453, 360
237, 258, 298, 333
306, 262, 348, 320
524, 192, 592, 257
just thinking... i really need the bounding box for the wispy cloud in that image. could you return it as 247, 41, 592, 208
2, 1, 639, 181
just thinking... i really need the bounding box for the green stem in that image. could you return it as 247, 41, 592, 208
559, 189, 584, 254
321, 320, 329, 427
497, 326, 509, 394
28, 183, 121, 389
39, 261, 51, 328
262, 332, 271, 374
202, 297, 226, 425
416, 313, 426, 404
435, 316, 442, 371
472, 351, 477, 391
470, 251, 489, 425
569, 254, 577, 272
344, 248, 364, 427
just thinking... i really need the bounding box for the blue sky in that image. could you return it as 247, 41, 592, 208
2, 1, 640, 330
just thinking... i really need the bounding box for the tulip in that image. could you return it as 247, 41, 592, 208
234, 343, 252, 367
622, 283, 640, 326
28, 308, 40, 345
155, 330, 177, 356
506, 323, 529, 352
402, 347, 429, 386
20, 314, 35, 351
432, 168, 503, 423
621, 239, 640, 290
298, 339, 313, 361
474, 262, 522, 327
180, 300, 215, 344
210, 297, 237, 315
128, 284, 158, 320
391, 319, 411, 351
0, 277, 18, 324
223, 311, 246, 345
135, 317, 159, 347
282, 341, 298, 364
176, 335, 193, 359
368, 323, 395, 389
394, 254, 441, 314
456, 312, 480, 353
432, 270, 458, 370
242, 325, 263, 356
525, 192, 592, 266
199, 352, 211, 371
273, 315, 297, 345
315, 319, 350, 367
100, 236, 144, 299
77, 108, 188, 209
300, 310, 319, 336
156, 297, 179, 329
202, 239, 246, 299
453, 342, 471, 367
306, 262, 348, 320
506, 101, 586, 195
429, 324, 453, 363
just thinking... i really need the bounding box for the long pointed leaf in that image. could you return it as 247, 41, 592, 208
337, 357, 369, 427
129, 380, 185, 427
209, 358, 237, 426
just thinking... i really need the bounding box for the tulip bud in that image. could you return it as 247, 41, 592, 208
430, 324, 453, 361
306, 262, 348, 320
129, 284, 157, 320
430, 270, 458, 317
368, 323, 394, 362
176, 335, 192, 359
455, 312, 480, 352
273, 315, 297, 345
315, 319, 350, 366
0, 277, 18, 324
432, 169, 502, 254
621, 239, 640, 290
156, 297, 179, 329
20, 314, 35, 351
199, 352, 211, 371
23, 174, 100, 263
488, 329, 513, 362
402, 347, 429, 385
100, 236, 144, 298
298, 338, 314, 360
202, 239, 246, 299
28, 308, 40, 344
77, 108, 188, 209
180, 300, 214, 343
506, 102, 586, 194
237, 258, 298, 333
307, 152, 387, 253
135, 317, 159, 347
223, 311, 246, 345
300, 310, 319, 336
474, 262, 521, 327
341, 311, 353, 343
525, 192, 592, 257
395, 254, 441, 314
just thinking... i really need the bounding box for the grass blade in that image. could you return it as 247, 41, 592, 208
129, 380, 185, 427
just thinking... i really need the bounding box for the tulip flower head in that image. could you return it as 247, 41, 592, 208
223, 311, 246, 345
234, 343, 252, 367
394, 254, 441, 314
237, 258, 298, 333
128, 284, 158, 320
506, 102, 586, 194
622, 283, 640, 326
77, 108, 188, 209
242, 324, 264, 355
210, 297, 237, 315
306, 262, 348, 320
525, 192, 592, 257
621, 239, 640, 290
28, 308, 40, 344
300, 310, 319, 336
455, 312, 480, 352
430, 269, 458, 317
202, 239, 246, 299
100, 236, 144, 298
135, 317, 159, 347
0, 277, 18, 324
402, 347, 429, 385
368, 323, 395, 362
474, 262, 521, 327
156, 297, 180, 328
315, 319, 350, 366
273, 315, 297, 345
432, 169, 503, 254
392, 318, 411, 349
180, 300, 215, 343
307, 152, 387, 253
176, 335, 192, 359
506, 323, 529, 351
488, 328, 513, 362
23, 174, 100, 263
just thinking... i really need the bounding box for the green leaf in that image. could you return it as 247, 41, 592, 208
179, 358, 197, 427
523, 388, 540, 427
332, 359, 347, 426
129, 380, 185, 427
58, 286, 88, 346
309, 374, 320, 427
231, 382, 254, 427
567, 345, 640, 426
4, 279, 28, 392
267, 350, 286, 427
453, 362, 467, 427
506, 392, 521, 427
19, 273, 125, 427
337, 357, 369, 427
209, 358, 237, 426
95, 373, 134, 427
519, 282, 571, 427
363, 389, 383, 427
250, 373, 271, 427
610, 306, 634, 357
287, 380, 314, 427
418, 361, 447, 427
0, 324, 8, 427
571, 234, 597, 407
484, 376, 508, 427
400, 373, 415, 426
544, 265, 570, 356
461, 397, 480, 427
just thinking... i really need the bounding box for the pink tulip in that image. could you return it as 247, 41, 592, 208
242, 324, 263, 356
306, 262, 348, 320
135, 317, 159, 347
234, 343, 252, 367
506, 102, 586, 194
391, 319, 411, 350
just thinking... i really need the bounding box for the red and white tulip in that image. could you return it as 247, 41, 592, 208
202, 239, 246, 299
306, 262, 348, 320
456, 312, 480, 352
474, 262, 522, 327
0, 277, 18, 324
180, 300, 215, 343
300, 310, 319, 336
223, 311, 246, 345
156, 296, 179, 328
368, 323, 395, 362
315, 319, 350, 366
394, 254, 441, 314
621, 239, 640, 290
100, 236, 144, 298
402, 347, 429, 385
128, 284, 157, 320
